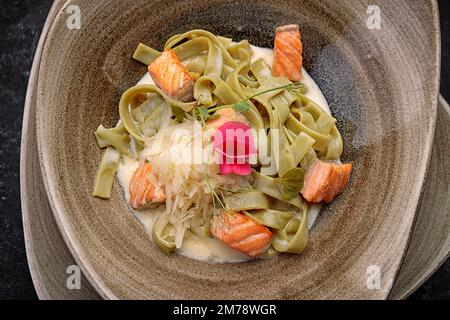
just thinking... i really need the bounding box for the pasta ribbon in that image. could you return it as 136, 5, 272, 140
152, 214, 177, 255
119, 85, 197, 142
272, 206, 308, 254
92, 147, 121, 199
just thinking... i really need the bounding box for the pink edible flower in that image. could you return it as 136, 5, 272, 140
213, 122, 257, 176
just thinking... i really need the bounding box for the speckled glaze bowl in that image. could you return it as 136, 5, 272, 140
36, 0, 440, 299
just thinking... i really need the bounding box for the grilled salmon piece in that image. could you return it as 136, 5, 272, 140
211, 212, 272, 258
129, 163, 166, 210
148, 49, 195, 102
302, 160, 352, 203
272, 24, 303, 81
322, 165, 343, 203
335, 163, 352, 195
302, 160, 334, 203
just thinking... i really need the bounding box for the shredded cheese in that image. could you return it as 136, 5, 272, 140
142, 119, 249, 248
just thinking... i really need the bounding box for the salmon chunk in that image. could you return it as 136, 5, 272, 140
211, 212, 272, 258
272, 24, 303, 81
148, 49, 195, 102
129, 163, 166, 210
301, 160, 352, 203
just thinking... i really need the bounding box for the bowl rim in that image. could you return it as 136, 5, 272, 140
387, 0, 442, 297
20, 0, 103, 300
20, 0, 64, 300
30, 0, 112, 299
32, 0, 442, 300
389, 95, 450, 300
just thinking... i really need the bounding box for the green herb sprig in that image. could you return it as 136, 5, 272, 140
193, 82, 306, 124
197, 109, 227, 211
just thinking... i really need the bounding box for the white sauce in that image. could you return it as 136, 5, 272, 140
117, 45, 332, 263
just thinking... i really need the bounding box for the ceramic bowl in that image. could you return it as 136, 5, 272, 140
35, 0, 440, 299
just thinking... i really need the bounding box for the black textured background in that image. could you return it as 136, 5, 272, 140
0, 0, 448, 300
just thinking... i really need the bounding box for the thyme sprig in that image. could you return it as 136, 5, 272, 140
198, 109, 227, 211
193, 82, 305, 124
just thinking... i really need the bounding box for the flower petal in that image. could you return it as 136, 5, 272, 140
220, 163, 252, 176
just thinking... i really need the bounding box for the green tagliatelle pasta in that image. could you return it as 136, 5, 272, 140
272, 206, 309, 254
92, 147, 121, 199
152, 214, 177, 255
133, 43, 161, 65
244, 209, 295, 230
119, 85, 197, 142
225, 191, 271, 211
94, 29, 346, 258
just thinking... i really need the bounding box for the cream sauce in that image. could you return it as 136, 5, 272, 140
117, 45, 332, 263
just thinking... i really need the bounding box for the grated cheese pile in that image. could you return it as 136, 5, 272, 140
141, 118, 249, 248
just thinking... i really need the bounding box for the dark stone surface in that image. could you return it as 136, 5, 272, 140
0, 0, 54, 300
0, 0, 448, 300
